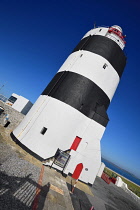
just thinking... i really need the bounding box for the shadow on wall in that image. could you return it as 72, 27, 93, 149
67, 182, 93, 210
0, 171, 50, 210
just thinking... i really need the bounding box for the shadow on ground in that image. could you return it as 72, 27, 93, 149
0, 171, 50, 210
67, 182, 93, 210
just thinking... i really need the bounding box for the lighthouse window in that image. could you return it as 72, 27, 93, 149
103, 63, 108, 69
40, 127, 47, 135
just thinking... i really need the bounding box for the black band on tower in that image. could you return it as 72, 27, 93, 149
72, 35, 127, 77
42, 71, 109, 127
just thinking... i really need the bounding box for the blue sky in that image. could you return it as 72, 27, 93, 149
0, 0, 140, 178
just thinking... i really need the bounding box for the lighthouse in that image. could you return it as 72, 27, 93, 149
12, 25, 126, 184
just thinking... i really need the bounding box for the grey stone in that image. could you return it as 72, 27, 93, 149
0, 101, 24, 130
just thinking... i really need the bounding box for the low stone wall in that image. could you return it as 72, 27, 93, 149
0, 100, 24, 131
115, 177, 140, 204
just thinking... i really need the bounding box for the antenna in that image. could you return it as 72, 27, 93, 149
0, 82, 7, 92
0, 84, 5, 91
94, 22, 96, 29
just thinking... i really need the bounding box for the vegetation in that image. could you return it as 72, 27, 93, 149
104, 167, 140, 197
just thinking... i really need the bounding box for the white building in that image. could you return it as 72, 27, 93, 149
97, 162, 105, 177
12, 25, 126, 184
6, 93, 33, 115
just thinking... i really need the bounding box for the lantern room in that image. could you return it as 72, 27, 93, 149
106, 25, 126, 49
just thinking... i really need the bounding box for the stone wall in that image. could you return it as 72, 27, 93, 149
0, 100, 24, 131
115, 177, 140, 204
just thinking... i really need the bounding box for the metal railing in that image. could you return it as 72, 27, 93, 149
0, 94, 8, 102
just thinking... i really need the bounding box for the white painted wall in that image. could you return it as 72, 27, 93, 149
97, 162, 105, 177
13, 96, 104, 157
13, 95, 105, 184
7, 93, 33, 115
115, 176, 128, 188
12, 96, 29, 112
63, 118, 105, 183
83, 27, 108, 38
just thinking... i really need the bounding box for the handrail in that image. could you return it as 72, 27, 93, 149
108, 27, 126, 44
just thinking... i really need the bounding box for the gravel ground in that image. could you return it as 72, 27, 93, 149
0, 131, 41, 210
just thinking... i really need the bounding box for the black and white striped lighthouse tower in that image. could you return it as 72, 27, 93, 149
13, 25, 126, 184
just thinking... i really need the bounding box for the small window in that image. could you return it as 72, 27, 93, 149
99, 29, 102, 32
40, 127, 47, 135
103, 63, 108, 69
8, 96, 17, 104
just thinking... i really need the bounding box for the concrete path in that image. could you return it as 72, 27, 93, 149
34, 166, 74, 210
72, 177, 140, 210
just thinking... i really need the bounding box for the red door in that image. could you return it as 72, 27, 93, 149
72, 163, 83, 180
70, 136, 82, 151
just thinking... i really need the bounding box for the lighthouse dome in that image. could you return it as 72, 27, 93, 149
111, 25, 123, 33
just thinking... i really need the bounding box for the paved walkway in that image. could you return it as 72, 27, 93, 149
33, 166, 74, 210
66, 177, 140, 210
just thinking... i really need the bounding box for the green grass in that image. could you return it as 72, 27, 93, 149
104, 167, 140, 197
